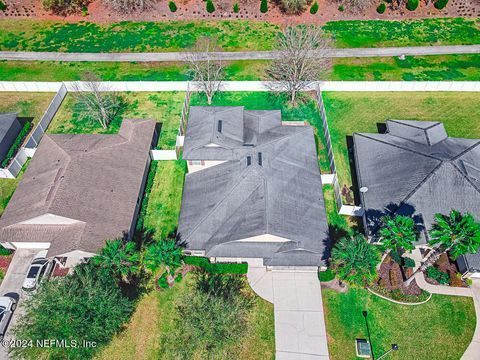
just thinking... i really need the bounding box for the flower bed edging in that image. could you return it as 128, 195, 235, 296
367, 286, 432, 306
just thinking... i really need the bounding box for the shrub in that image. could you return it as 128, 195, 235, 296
403, 257, 415, 268
0, 246, 12, 256
42, 0, 90, 15
370, 284, 430, 303
319, 269, 335, 282
0, 1, 6, 11
426, 266, 449, 285
310, 1, 319, 13
184, 256, 248, 274
279, 0, 307, 14
338, 5, 345, 11
206, 0, 215, 12
406, 0, 418, 10
168, 1, 177, 12
390, 250, 401, 264
434, 0, 448, 9
260, 0, 268, 13
12, 262, 133, 359
1, 121, 32, 168
135, 160, 158, 232
376, 2, 386, 13
233, 2, 239, 12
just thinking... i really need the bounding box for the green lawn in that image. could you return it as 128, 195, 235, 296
190, 91, 330, 173
95, 274, 275, 360
323, 288, 476, 360
143, 160, 186, 241
0, 92, 55, 127
322, 92, 480, 193
1, 18, 479, 52
47, 92, 185, 149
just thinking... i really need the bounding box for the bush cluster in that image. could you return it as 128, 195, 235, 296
376, 2, 386, 13
184, 256, 248, 274
1, 121, 32, 168
369, 284, 430, 303
206, 0, 215, 13
426, 266, 450, 285
168, 1, 177, 12
403, 257, 415, 268
406, 0, 418, 11
319, 268, 335, 282
279, 0, 307, 14
42, 0, 90, 15
434, 0, 448, 9
310, 1, 319, 14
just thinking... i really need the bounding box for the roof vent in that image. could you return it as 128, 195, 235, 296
217, 120, 223, 133
258, 152, 263, 166
246, 156, 252, 166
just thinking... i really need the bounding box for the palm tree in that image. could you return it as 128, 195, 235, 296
91, 239, 141, 283
379, 215, 418, 263
144, 239, 184, 285
331, 233, 380, 287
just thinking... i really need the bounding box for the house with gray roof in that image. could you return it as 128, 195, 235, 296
0, 118, 157, 268
353, 119, 480, 277
178, 107, 330, 267
0, 113, 22, 164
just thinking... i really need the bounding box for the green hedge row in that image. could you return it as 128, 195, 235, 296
1, 121, 32, 168
184, 256, 248, 274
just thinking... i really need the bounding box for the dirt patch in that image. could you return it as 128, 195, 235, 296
321, 278, 348, 292
0, 0, 478, 24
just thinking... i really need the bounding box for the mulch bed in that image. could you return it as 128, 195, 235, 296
376, 255, 422, 296
424, 252, 467, 288
0, 255, 13, 274
51, 264, 70, 277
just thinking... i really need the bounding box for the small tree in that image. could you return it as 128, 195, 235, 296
206, 0, 215, 12
72, 72, 124, 129
406, 0, 418, 10
185, 37, 224, 105
310, 1, 319, 13
42, 0, 90, 15
347, 0, 375, 13
376, 2, 386, 13
233, 2, 240, 12
331, 234, 380, 287
379, 215, 418, 262
260, 0, 268, 13
434, 0, 448, 9
144, 239, 184, 286
266, 25, 332, 105
169, 1, 177, 12
91, 239, 141, 283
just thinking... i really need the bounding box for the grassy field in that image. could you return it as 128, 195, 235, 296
47, 92, 185, 149
322, 92, 480, 192
2, 55, 480, 82
143, 160, 186, 241
95, 274, 275, 360
190, 91, 330, 173
323, 288, 475, 360
1, 18, 479, 52
0, 92, 54, 126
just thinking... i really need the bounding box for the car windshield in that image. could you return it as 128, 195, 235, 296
27, 265, 41, 279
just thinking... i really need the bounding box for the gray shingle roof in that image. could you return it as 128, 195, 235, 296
0, 118, 156, 257
179, 107, 329, 267
354, 120, 480, 248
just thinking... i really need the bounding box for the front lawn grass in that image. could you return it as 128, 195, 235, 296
47, 92, 185, 149
190, 91, 330, 173
322, 92, 480, 191
95, 274, 275, 360
0, 92, 55, 127
323, 287, 475, 360
143, 160, 186, 241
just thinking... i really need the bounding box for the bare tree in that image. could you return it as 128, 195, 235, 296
102, 0, 155, 13
346, 0, 375, 12
185, 37, 224, 105
266, 26, 332, 105
72, 72, 123, 130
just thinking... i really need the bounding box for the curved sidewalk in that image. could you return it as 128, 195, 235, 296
247, 263, 330, 359
1, 44, 479, 62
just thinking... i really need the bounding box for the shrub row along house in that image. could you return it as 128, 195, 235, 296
0, 118, 157, 268
353, 119, 480, 277
178, 106, 330, 267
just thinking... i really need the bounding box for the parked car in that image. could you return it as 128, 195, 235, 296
22, 250, 52, 291
0, 296, 16, 340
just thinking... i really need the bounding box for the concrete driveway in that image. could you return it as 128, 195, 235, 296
0, 249, 38, 360
462, 279, 480, 360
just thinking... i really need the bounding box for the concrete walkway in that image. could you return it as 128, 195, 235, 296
462, 280, 480, 360
1, 44, 479, 62
413, 271, 473, 297
247, 263, 330, 359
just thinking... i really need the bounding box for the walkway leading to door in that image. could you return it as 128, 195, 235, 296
247, 263, 330, 360
461, 280, 480, 360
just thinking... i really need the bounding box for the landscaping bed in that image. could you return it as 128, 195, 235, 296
424, 253, 468, 287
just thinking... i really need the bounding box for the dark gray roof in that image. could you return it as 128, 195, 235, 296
0, 118, 156, 257
353, 120, 480, 244
0, 112, 20, 142
179, 107, 329, 267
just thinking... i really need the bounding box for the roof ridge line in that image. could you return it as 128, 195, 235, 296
401, 162, 444, 204
451, 162, 480, 194
256, 126, 310, 149
451, 140, 480, 161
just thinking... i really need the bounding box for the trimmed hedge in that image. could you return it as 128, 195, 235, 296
184, 256, 248, 274
233, 2, 239, 12
206, 0, 215, 13
376, 2, 386, 13
1, 121, 32, 168
310, 1, 318, 14
260, 0, 268, 13
406, 0, 418, 11
434, 0, 448, 9
319, 269, 335, 282
168, 1, 177, 12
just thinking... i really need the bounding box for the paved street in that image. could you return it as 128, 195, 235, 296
0, 44, 479, 62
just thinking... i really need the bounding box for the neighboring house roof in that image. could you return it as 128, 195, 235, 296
179, 106, 329, 267
353, 119, 480, 245
0, 112, 22, 162
0, 118, 156, 257
0, 113, 19, 139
